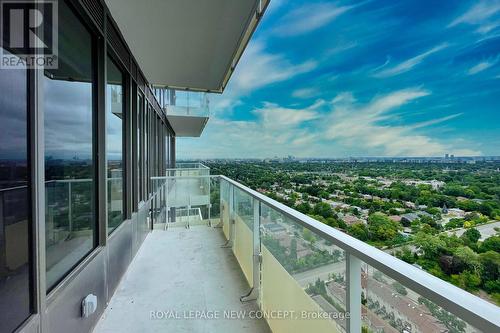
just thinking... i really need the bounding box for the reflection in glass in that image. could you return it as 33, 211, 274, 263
137, 94, 143, 203
106, 57, 124, 234
259, 203, 346, 332
44, 1, 95, 290
362, 265, 476, 333
0, 49, 32, 332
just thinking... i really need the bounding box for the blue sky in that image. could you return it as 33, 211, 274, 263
178, 0, 500, 159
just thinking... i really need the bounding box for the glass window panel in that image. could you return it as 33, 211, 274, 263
234, 188, 253, 228
209, 177, 221, 221
144, 105, 149, 198
106, 56, 125, 234
44, 1, 96, 291
137, 94, 143, 203
260, 204, 347, 332
0, 49, 32, 332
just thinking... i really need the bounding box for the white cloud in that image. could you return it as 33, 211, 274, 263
233, 42, 317, 91
255, 102, 319, 130
331, 92, 356, 105
467, 58, 499, 75
410, 113, 463, 129
210, 41, 317, 116
448, 1, 500, 33
177, 89, 480, 159
373, 43, 448, 77
177, 101, 322, 158
322, 88, 480, 156
264, 0, 286, 16
273, 2, 354, 36
292, 87, 318, 98
476, 19, 500, 33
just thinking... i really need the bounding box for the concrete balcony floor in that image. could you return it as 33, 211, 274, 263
93, 225, 271, 333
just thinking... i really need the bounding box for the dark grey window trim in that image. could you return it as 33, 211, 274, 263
105, 52, 127, 234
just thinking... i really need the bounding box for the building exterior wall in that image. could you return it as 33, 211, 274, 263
0, 1, 176, 332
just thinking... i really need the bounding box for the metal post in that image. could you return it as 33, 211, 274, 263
214, 178, 224, 229
0, 192, 5, 276
186, 195, 191, 229
221, 184, 234, 248
164, 181, 169, 230
241, 198, 261, 302
68, 181, 73, 234
208, 203, 211, 227
207, 176, 211, 227
346, 253, 362, 333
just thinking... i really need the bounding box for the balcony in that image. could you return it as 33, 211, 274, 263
154, 88, 209, 137
94, 166, 500, 333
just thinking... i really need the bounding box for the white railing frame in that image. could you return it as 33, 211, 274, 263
218, 175, 500, 333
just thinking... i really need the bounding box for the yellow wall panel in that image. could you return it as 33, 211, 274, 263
233, 216, 253, 286
261, 247, 339, 333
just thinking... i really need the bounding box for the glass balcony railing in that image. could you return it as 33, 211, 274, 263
166, 162, 210, 176
150, 167, 500, 333
152, 163, 217, 228
154, 87, 209, 117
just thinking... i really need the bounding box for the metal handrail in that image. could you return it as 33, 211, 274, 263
218, 175, 500, 332
0, 185, 28, 192
167, 163, 209, 170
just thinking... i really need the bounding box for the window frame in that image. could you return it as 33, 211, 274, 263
105, 52, 127, 235
43, 0, 100, 293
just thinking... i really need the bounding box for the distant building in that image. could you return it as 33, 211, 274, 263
389, 215, 402, 223
364, 279, 448, 333
343, 215, 363, 226
401, 213, 420, 224
416, 211, 432, 218
263, 223, 286, 234
404, 201, 416, 209
447, 208, 466, 218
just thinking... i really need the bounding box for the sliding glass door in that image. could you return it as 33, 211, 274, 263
0, 48, 32, 333
106, 56, 125, 234
44, 1, 97, 291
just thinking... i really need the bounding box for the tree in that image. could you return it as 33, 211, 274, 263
302, 228, 316, 244
414, 233, 447, 259
439, 255, 462, 275
479, 235, 500, 253
479, 251, 500, 292
348, 223, 369, 241
296, 202, 312, 214
453, 246, 480, 273
313, 202, 334, 219
460, 228, 481, 246
451, 270, 481, 291
392, 281, 408, 295
396, 246, 415, 264
368, 212, 400, 241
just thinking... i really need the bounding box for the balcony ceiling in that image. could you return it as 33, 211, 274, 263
166, 115, 209, 137
104, 0, 269, 93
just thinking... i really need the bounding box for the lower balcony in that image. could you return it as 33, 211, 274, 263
93, 174, 499, 333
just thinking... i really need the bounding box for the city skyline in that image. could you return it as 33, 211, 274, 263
178, 0, 500, 159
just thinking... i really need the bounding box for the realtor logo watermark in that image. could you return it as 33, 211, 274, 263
1, 0, 58, 69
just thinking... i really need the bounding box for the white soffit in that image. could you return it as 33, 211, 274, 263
105, 0, 269, 92
167, 115, 209, 137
